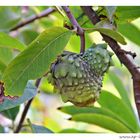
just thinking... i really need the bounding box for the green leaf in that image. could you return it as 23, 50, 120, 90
108, 71, 133, 109
27, 119, 53, 133
1, 106, 19, 121
92, 28, 126, 45
19, 30, 39, 45
118, 23, 140, 46
31, 124, 53, 133
2, 27, 72, 96
0, 81, 37, 112
98, 90, 139, 132
59, 129, 91, 133
0, 7, 20, 32
59, 105, 120, 121
0, 48, 13, 65
85, 20, 126, 45
32, 125, 53, 133
105, 6, 117, 22
116, 6, 140, 23
0, 60, 6, 73
72, 113, 132, 133
0, 32, 26, 51
0, 126, 4, 133
59, 105, 138, 132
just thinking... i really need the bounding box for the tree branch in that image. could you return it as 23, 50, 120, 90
10, 7, 56, 31
14, 78, 41, 133
81, 6, 140, 119
14, 98, 33, 133
62, 6, 85, 53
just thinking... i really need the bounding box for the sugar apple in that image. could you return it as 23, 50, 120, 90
47, 44, 113, 107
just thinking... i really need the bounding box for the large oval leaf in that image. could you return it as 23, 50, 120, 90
59, 105, 137, 132
71, 113, 132, 133
98, 90, 139, 132
59, 105, 119, 121
96, 28, 126, 45
0, 32, 26, 51
2, 27, 72, 96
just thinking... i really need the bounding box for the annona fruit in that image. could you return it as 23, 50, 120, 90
47, 44, 113, 107
82, 44, 113, 75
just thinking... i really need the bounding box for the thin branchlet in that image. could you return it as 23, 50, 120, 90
14, 78, 41, 133
10, 7, 56, 31
62, 6, 85, 53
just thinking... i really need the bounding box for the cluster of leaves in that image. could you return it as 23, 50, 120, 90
0, 6, 140, 133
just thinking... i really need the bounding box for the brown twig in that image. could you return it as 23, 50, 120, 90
62, 6, 85, 53
14, 98, 33, 133
10, 7, 56, 31
14, 78, 41, 133
81, 6, 140, 119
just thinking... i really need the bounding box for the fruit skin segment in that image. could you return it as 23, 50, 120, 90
82, 44, 113, 76
47, 44, 113, 107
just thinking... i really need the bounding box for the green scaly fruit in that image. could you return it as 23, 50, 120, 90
47, 44, 113, 107
82, 44, 113, 76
